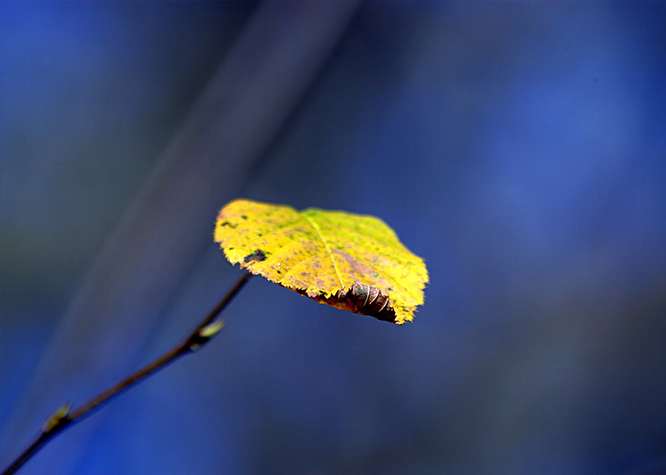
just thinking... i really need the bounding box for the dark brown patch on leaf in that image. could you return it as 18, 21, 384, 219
244, 249, 267, 263
342, 283, 396, 322
306, 283, 397, 323
220, 221, 237, 228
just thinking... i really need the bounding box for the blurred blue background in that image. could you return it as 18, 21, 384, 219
2, 3, 666, 475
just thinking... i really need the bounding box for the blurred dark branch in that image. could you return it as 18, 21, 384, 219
0, 3, 358, 470
0, 272, 251, 475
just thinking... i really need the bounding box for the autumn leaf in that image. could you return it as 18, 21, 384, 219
214, 199, 428, 324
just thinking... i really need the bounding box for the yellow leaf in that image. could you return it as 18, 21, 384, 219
214, 199, 428, 324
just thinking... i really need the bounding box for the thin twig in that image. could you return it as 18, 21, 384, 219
1, 271, 252, 475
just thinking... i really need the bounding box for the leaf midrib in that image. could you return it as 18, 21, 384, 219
302, 214, 344, 289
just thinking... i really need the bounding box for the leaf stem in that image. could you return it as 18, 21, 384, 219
1, 271, 252, 475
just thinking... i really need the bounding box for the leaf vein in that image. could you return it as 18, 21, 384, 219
302, 214, 344, 289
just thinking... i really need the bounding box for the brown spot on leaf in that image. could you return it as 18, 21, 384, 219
339, 283, 396, 323
244, 249, 268, 263
305, 283, 397, 323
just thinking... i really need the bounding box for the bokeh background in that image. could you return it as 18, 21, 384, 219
2, 3, 666, 475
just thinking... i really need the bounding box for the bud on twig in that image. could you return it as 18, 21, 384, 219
42, 402, 72, 433
189, 320, 225, 351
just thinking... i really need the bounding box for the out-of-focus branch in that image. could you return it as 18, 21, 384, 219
0, 3, 358, 471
